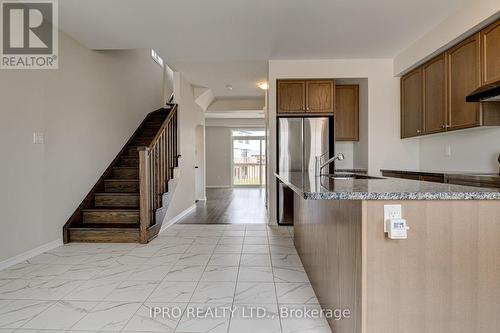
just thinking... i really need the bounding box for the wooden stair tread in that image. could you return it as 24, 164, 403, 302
71, 223, 139, 229
94, 192, 139, 196
68, 227, 140, 243
86, 206, 141, 210
83, 208, 139, 212
104, 179, 139, 182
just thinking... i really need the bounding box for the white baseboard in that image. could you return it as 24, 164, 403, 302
0, 238, 63, 271
206, 186, 231, 189
196, 197, 207, 201
160, 204, 197, 234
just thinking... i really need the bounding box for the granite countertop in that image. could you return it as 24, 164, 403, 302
336, 168, 368, 174
381, 168, 500, 179
276, 171, 500, 200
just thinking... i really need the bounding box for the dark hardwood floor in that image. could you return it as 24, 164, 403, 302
176, 188, 268, 224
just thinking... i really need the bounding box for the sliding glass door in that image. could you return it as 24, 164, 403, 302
232, 130, 266, 186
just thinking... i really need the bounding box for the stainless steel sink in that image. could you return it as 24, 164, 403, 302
328, 173, 385, 180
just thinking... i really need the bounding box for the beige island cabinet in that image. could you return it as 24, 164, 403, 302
276, 172, 500, 333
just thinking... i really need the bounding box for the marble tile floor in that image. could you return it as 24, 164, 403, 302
0, 224, 331, 333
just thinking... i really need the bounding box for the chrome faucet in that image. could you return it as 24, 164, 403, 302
315, 153, 345, 177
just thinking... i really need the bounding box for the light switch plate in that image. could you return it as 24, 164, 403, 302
384, 205, 402, 232
445, 146, 452, 157
33, 132, 44, 144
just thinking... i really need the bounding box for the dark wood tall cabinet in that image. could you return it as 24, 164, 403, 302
422, 54, 447, 134
401, 68, 423, 138
446, 33, 481, 130
335, 85, 359, 141
481, 20, 500, 84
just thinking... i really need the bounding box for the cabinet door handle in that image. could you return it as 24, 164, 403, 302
442, 124, 446, 129
417, 129, 421, 134
306, 107, 310, 111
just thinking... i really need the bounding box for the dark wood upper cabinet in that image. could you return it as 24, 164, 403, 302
306, 80, 335, 113
277, 79, 335, 115
401, 68, 423, 138
481, 20, 500, 84
422, 54, 447, 134
400, 19, 500, 138
277, 80, 306, 113
335, 85, 359, 141
446, 33, 481, 130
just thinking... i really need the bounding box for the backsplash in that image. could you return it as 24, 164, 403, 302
419, 127, 500, 173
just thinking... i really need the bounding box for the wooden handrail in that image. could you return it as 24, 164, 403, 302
148, 105, 177, 149
138, 105, 178, 243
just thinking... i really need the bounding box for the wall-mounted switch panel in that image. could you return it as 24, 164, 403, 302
33, 132, 44, 144
383, 205, 402, 232
384, 205, 409, 239
386, 218, 409, 239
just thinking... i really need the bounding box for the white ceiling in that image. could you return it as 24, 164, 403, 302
59, 0, 472, 97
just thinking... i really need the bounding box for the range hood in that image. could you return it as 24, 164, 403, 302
466, 79, 500, 102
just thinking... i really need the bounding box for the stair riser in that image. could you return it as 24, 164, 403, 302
113, 168, 139, 179
83, 211, 139, 224
69, 229, 140, 243
148, 116, 166, 122
139, 129, 159, 137
133, 137, 154, 145
127, 147, 139, 157
104, 181, 139, 193
121, 157, 138, 167
95, 195, 139, 208
144, 122, 163, 128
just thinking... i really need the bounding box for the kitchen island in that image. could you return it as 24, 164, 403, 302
275, 172, 500, 333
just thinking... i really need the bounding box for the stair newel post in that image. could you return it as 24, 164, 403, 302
138, 147, 151, 244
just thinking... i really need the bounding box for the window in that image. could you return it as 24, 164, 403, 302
151, 49, 164, 67
232, 129, 266, 186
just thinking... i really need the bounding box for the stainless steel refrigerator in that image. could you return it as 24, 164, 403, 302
277, 117, 333, 225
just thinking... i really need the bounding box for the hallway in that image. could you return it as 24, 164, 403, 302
178, 188, 268, 224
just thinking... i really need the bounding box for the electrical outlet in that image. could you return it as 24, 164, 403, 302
33, 132, 44, 144
384, 205, 402, 232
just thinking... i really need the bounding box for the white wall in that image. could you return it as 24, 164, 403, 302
208, 98, 265, 111
335, 142, 354, 170
206, 127, 232, 187
394, 0, 500, 75
335, 78, 369, 171
206, 118, 264, 128
164, 64, 175, 102
268, 59, 420, 223
419, 128, 500, 173
394, 1, 500, 173
195, 125, 206, 200
353, 79, 369, 169
206, 118, 265, 187
0, 32, 164, 262
163, 73, 205, 220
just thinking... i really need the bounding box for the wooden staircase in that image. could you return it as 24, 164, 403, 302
63, 102, 179, 244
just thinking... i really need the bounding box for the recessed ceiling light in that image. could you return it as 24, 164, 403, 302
225, 84, 233, 91
257, 82, 269, 90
